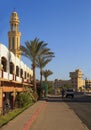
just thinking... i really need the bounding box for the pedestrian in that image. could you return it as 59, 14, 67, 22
61, 88, 65, 98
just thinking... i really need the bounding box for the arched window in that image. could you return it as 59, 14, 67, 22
27, 73, 29, 77
20, 69, 23, 78
29, 74, 31, 80
10, 62, 14, 74
1, 57, 7, 72
17, 38, 18, 49
16, 66, 19, 76
24, 71, 26, 79
12, 37, 14, 49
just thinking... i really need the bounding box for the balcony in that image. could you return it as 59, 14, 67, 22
0, 70, 31, 84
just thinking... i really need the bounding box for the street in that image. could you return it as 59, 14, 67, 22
48, 93, 91, 130
29, 94, 90, 130
66, 94, 91, 130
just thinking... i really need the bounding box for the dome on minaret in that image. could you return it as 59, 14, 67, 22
10, 11, 19, 23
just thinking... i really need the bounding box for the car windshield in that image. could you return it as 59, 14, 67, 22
67, 89, 73, 92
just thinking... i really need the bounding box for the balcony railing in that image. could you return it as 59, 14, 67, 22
0, 70, 31, 84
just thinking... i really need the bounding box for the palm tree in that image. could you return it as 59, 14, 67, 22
36, 49, 54, 84
43, 69, 53, 82
20, 37, 48, 92
36, 56, 51, 85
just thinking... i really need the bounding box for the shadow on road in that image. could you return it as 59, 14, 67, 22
41, 95, 91, 130
41, 95, 91, 103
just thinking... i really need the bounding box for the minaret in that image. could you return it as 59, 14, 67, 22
8, 11, 21, 59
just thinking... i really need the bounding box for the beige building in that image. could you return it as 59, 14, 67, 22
53, 79, 71, 94
70, 69, 85, 91
85, 79, 91, 90
53, 79, 71, 88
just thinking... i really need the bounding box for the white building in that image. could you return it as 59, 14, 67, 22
0, 11, 33, 114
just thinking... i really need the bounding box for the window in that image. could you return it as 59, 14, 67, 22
1, 57, 7, 72
17, 38, 18, 49
16, 66, 19, 76
20, 69, 23, 78
12, 37, 15, 49
24, 71, 26, 79
10, 62, 14, 74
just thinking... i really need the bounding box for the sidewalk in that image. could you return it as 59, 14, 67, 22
1, 101, 46, 130
29, 101, 89, 130
0, 100, 89, 130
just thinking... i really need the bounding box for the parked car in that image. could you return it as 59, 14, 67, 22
65, 89, 74, 98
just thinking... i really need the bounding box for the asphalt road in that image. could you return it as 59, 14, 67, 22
66, 95, 91, 130
47, 94, 91, 130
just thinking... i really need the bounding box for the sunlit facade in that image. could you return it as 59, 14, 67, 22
85, 79, 91, 90
70, 69, 85, 91
0, 11, 33, 114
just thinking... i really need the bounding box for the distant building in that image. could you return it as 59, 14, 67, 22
53, 79, 71, 88
0, 11, 33, 114
85, 79, 91, 89
69, 69, 85, 91
53, 79, 71, 94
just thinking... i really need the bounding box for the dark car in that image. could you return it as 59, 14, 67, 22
65, 89, 74, 98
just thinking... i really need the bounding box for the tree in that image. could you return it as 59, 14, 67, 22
36, 51, 54, 87
20, 38, 48, 92
43, 69, 53, 82
42, 70, 53, 97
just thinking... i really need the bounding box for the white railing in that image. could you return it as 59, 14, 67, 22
16, 76, 22, 82
24, 79, 27, 82
9, 74, 13, 80
1, 71, 31, 84
3, 72, 8, 79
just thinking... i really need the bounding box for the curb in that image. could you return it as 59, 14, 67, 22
23, 101, 46, 130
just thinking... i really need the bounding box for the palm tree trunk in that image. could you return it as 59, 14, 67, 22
32, 62, 36, 92
40, 68, 43, 87
45, 77, 47, 82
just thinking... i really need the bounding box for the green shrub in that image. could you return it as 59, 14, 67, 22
15, 89, 34, 108
47, 81, 53, 94
0, 103, 34, 127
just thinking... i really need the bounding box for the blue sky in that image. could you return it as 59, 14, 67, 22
0, 0, 91, 80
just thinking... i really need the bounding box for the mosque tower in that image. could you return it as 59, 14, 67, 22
8, 11, 21, 59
